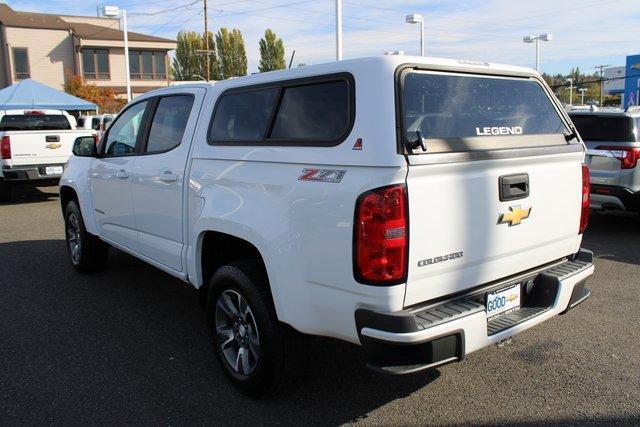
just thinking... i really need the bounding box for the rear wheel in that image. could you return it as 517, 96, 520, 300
0, 180, 12, 202
64, 201, 109, 272
207, 262, 292, 398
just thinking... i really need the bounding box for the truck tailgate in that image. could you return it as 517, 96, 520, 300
4, 130, 90, 166
404, 150, 584, 306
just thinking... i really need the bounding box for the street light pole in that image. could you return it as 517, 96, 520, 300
103, 6, 131, 101
566, 78, 574, 105
406, 14, 424, 56
335, 0, 342, 60
535, 38, 539, 72
579, 88, 587, 105
523, 34, 552, 72
122, 9, 131, 102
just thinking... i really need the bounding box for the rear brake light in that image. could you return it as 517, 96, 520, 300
23, 110, 45, 115
354, 184, 408, 284
596, 146, 640, 169
580, 164, 590, 234
1, 135, 10, 159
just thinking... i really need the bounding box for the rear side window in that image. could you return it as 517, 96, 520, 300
271, 81, 349, 140
146, 95, 194, 153
0, 114, 71, 131
401, 72, 567, 149
210, 88, 277, 141
570, 115, 634, 142
208, 73, 354, 146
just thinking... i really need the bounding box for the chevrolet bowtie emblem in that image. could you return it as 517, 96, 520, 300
498, 205, 531, 226
46, 143, 61, 149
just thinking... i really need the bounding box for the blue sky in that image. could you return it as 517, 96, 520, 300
7, 0, 640, 75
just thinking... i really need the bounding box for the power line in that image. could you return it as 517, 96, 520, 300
129, 0, 202, 16
550, 72, 639, 89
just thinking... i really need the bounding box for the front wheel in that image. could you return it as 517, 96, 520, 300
64, 201, 109, 272
207, 262, 292, 398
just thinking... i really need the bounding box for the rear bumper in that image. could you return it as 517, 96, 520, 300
590, 184, 640, 213
1, 164, 65, 182
356, 249, 594, 375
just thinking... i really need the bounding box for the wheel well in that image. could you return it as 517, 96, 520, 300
199, 231, 268, 309
59, 186, 78, 213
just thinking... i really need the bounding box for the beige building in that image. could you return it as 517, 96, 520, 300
0, 4, 176, 97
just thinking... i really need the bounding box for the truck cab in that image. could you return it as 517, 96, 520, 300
60, 56, 594, 397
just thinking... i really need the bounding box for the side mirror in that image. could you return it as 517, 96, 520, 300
73, 136, 97, 157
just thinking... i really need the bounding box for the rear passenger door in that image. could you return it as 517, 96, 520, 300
131, 89, 204, 271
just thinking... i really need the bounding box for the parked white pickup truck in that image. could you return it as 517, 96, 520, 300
60, 56, 594, 397
0, 109, 96, 201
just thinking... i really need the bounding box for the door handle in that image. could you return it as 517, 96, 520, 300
160, 171, 178, 182
116, 169, 129, 179
499, 173, 529, 201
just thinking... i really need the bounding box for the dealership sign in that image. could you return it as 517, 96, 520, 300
624, 54, 640, 108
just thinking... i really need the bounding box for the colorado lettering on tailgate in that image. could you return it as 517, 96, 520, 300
418, 251, 464, 267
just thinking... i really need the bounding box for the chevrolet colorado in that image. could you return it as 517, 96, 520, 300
0, 109, 96, 201
60, 56, 594, 397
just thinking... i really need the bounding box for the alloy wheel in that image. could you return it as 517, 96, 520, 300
66, 213, 81, 264
215, 289, 260, 376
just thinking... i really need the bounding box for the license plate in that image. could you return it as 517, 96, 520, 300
45, 166, 63, 175
486, 283, 521, 320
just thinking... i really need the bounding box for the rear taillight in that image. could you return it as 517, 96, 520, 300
596, 146, 640, 169
1, 135, 10, 159
354, 184, 408, 284
580, 164, 590, 234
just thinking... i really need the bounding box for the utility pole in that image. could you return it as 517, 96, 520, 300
595, 64, 610, 107
566, 78, 574, 105
204, 0, 210, 81
335, 0, 342, 60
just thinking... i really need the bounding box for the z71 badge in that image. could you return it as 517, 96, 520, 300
298, 168, 347, 183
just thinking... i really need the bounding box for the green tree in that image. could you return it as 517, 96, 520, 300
171, 30, 221, 81
258, 29, 285, 72
171, 31, 204, 81
216, 28, 248, 78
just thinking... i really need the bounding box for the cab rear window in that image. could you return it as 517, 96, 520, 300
401, 72, 567, 149
0, 114, 71, 131
569, 115, 635, 142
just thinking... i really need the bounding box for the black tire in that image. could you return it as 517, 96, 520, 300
207, 261, 291, 398
64, 200, 109, 273
0, 180, 12, 202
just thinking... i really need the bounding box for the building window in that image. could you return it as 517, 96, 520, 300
129, 50, 166, 80
82, 49, 110, 80
12, 48, 30, 80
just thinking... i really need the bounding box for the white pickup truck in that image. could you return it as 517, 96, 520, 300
0, 109, 96, 201
60, 56, 594, 397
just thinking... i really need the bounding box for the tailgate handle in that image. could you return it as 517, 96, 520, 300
499, 174, 529, 201
45, 135, 60, 142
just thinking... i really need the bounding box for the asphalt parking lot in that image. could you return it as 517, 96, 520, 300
1, 185, 639, 425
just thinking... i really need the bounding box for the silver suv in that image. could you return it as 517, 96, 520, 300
569, 107, 640, 215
